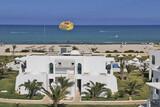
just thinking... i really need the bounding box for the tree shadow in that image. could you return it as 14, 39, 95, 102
45, 104, 67, 107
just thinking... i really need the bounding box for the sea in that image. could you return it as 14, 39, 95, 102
0, 25, 160, 44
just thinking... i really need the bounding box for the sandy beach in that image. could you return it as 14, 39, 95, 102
0, 43, 158, 56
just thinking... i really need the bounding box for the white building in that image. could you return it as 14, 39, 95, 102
146, 50, 160, 107
15, 50, 118, 100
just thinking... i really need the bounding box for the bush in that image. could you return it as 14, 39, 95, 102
105, 50, 120, 53
113, 92, 119, 100
105, 50, 111, 53
124, 50, 135, 53
5, 48, 10, 53
21, 49, 30, 52
113, 50, 120, 53
118, 89, 125, 98
32, 50, 46, 53
139, 51, 144, 53
106, 88, 112, 98
72, 46, 79, 50
106, 54, 112, 57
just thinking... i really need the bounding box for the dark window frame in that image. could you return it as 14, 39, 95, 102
152, 55, 155, 65
49, 63, 54, 74
77, 63, 82, 74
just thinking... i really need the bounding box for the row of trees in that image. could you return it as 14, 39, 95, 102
0, 56, 13, 79
19, 77, 73, 107
119, 56, 149, 81
5, 45, 16, 55
19, 77, 143, 107
19, 78, 112, 107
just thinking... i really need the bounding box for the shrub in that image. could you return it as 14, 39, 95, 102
105, 50, 120, 53
124, 50, 135, 53
105, 50, 111, 53
91, 48, 97, 52
113, 92, 119, 100
113, 50, 119, 53
106, 54, 111, 57
118, 89, 125, 98
21, 49, 30, 52
139, 51, 144, 53
32, 50, 46, 53
72, 46, 79, 50
5, 48, 10, 52
106, 88, 112, 98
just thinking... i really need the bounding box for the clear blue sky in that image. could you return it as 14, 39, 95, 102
0, 0, 160, 25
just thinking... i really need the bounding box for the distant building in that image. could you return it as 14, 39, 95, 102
146, 50, 160, 107
15, 50, 118, 100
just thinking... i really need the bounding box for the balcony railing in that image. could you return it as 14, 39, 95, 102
55, 68, 75, 74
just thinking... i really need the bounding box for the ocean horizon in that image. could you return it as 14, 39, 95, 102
0, 25, 160, 44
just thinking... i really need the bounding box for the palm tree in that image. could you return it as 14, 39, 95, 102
140, 63, 149, 77
12, 44, 16, 56
41, 77, 74, 107
72, 46, 78, 50
82, 81, 109, 100
0, 62, 3, 79
120, 60, 125, 80
118, 55, 126, 80
125, 80, 142, 100
57, 77, 74, 89
126, 65, 134, 74
19, 79, 42, 99
91, 47, 97, 53
0, 62, 4, 74
0, 56, 10, 74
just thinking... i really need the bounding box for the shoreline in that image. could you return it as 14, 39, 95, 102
0, 42, 156, 45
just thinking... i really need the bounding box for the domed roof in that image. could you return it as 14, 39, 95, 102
70, 50, 81, 55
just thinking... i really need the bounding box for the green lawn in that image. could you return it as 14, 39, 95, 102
116, 70, 150, 100
0, 103, 138, 107
0, 56, 43, 100
82, 70, 149, 101
0, 55, 149, 101
0, 69, 43, 100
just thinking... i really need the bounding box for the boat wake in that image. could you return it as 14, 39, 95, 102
99, 30, 108, 33
10, 32, 28, 34
115, 34, 119, 38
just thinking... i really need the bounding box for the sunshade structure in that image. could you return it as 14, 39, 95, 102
133, 57, 139, 62
136, 55, 142, 58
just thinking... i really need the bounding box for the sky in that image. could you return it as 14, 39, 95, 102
0, 0, 160, 25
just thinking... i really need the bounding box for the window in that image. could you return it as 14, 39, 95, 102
49, 79, 54, 85
21, 64, 25, 72
156, 78, 159, 82
21, 61, 27, 72
77, 79, 81, 94
71, 63, 74, 66
77, 63, 82, 74
152, 55, 155, 65
58, 62, 61, 65
49, 63, 54, 74
151, 71, 154, 79
156, 89, 159, 95
106, 64, 111, 74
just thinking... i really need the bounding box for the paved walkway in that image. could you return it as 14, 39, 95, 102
0, 97, 147, 105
